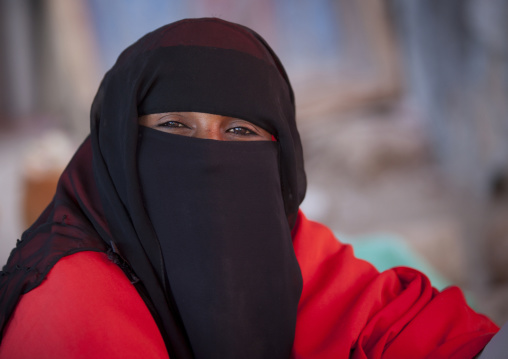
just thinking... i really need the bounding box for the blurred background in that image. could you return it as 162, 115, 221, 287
0, 0, 507, 324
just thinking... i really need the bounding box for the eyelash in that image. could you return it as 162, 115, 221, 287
159, 121, 188, 129
226, 127, 256, 136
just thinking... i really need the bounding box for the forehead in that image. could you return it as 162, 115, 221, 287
139, 112, 242, 123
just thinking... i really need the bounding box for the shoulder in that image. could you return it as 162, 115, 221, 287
291, 211, 498, 358
292, 210, 375, 283
0, 251, 168, 359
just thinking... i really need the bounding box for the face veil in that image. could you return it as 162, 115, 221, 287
90, 18, 307, 357
137, 127, 302, 357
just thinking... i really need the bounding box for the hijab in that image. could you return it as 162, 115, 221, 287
0, 18, 307, 358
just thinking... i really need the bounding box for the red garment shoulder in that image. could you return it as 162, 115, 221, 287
0, 251, 168, 359
291, 210, 499, 359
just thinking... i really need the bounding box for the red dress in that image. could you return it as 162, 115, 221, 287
0, 211, 498, 358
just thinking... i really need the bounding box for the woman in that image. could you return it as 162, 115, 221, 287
0, 18, 501, 358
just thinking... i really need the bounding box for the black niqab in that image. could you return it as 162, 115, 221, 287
138, 128, 301, 357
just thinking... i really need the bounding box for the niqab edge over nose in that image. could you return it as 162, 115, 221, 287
91, 18, 306, 357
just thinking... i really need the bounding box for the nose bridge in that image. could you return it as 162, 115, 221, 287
194, 114, 225, 141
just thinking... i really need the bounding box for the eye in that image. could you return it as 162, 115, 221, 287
226, 127, 255, 136
159, 121, 189, 129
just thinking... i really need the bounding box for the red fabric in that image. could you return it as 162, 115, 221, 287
0, 252, 168, 359
0, 211, 498, 358
291, 211, 498, 358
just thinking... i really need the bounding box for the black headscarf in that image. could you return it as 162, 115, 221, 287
0, 18, 307, 357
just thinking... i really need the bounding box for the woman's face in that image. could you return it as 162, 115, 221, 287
139, 112, 272, 141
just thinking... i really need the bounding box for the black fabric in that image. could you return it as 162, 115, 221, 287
136, 45, 301, 222
0, 139, 109, 340
138, 127, 302, 358
0, 18, 307, 358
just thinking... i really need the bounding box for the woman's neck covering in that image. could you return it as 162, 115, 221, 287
1, 18, 307, 358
